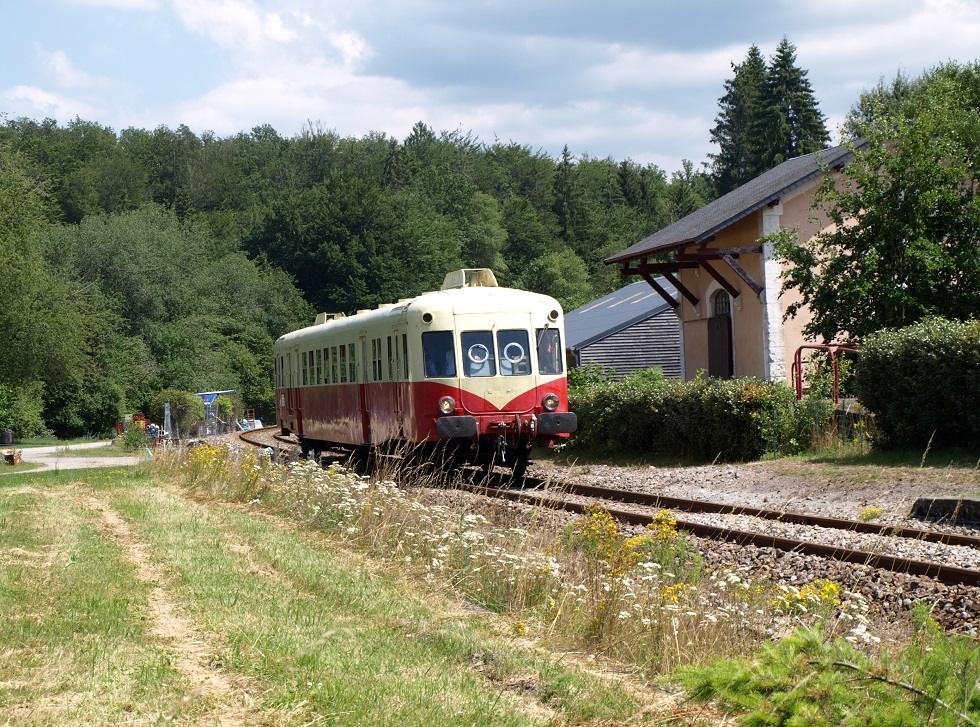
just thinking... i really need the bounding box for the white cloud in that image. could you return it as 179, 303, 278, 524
171, 0, 297, 52
40, 47, 114, 90
589, 43, 750, 90
164, 65, 427, 138
329, 31, 370, 69
2, 85, 101, 121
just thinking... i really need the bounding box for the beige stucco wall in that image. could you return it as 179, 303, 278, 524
677, 213, 767, 379
674, 176, 837, 383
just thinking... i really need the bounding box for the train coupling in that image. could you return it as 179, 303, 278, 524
496, 434, 507, 463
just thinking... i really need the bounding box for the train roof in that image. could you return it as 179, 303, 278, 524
275, 270, 560, 346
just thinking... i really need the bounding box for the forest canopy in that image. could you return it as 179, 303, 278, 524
0, 116, 711, 436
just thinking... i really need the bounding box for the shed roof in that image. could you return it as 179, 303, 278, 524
565, 278, 677, 350
605, 142, 864, 265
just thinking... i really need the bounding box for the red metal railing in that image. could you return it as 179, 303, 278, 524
791, 344, 859, 403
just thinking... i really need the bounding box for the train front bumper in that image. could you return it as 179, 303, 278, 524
537, 412, 577, 435
433, 411, 577, 439
434, 416, 479, 438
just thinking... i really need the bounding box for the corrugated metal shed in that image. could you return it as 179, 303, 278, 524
565, 279, 681, 378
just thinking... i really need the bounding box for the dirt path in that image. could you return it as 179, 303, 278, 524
78, 489, 265, 725
2, 441, 141, 473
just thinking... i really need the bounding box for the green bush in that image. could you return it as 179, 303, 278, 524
120, 425, 151, 451
569, 369, 809, 462
149, 389, 205, 438
856, 318, 980, 449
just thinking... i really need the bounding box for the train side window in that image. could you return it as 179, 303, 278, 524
536, 328, 563, 374
286, 353, 292, 387
302, 351, 309, 386
316, 349, 322, 385
348, 343, 357, 383
422, 331, 456, 378
497, 330, 530, 376
339, 345, 348, 383
401, 334, 409, 380
461, 331, 496, 377
331, 346, 339, 384
322, 348, 328, 383
387, 337, 393, 382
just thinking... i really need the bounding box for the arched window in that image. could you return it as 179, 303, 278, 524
713, 290, 732, 317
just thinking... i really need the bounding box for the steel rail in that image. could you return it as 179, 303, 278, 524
550, 481, 980, 549
464, 482, 980, 588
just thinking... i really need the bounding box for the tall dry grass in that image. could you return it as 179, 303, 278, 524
162, 442, 878, 677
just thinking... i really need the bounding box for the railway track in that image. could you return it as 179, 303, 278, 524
464, 473, 980, 589
232, 431, 980, 590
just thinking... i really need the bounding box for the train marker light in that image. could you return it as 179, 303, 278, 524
542, 393, 560, 411
438, 396, 457, 414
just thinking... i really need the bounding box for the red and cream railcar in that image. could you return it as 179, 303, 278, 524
274, 269, 577, 473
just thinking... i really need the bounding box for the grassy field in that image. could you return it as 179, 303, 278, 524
0, 465, 668, 726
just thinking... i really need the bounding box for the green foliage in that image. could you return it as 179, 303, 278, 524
709, 43, 770, 194
567, 363, 618, 395
570, 369, 808, 462
676, 604, 980, 725
213, 394, 236, 421
710, 37, 830, 194
777, 61, 980, 343
0, 382, 48, 439
855, 317, 980, 450
120, 425, 151, 451
149, 389, 204, 437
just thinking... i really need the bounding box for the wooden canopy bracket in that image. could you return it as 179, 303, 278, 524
661, 271, 699, 307
700, 260, 741, 299
638, 272, 679, 309
720, 254, 764, 297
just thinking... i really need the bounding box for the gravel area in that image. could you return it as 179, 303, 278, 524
532, 458, 980, 525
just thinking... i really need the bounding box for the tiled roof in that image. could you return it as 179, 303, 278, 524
605, 142, 864, 265
565, 278, 677, 350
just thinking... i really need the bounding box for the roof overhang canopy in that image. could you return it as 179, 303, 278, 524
604, 142, 864, 310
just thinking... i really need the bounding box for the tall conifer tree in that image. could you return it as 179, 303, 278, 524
760, 36, 830, 166
708, 44, 768, 194
709, 37, 830, 192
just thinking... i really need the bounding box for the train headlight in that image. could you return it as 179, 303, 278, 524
542, 393, 560, 411
438, 396, 457, 414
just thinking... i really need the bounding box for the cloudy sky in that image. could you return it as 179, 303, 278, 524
2, 0, 978, 173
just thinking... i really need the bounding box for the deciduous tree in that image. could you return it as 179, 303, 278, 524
775, 65, 980, 341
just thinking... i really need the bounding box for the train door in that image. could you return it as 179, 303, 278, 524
284, 347, 302, 433
390, 332, 405, 434
358, 334, 371, 444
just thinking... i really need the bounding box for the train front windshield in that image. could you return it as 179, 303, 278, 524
454, 328, 562, 377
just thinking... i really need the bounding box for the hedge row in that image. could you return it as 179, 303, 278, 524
568, 367, 811, 462
855, 318, 980, 450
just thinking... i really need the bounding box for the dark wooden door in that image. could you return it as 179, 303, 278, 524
707, 316, 733, 378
